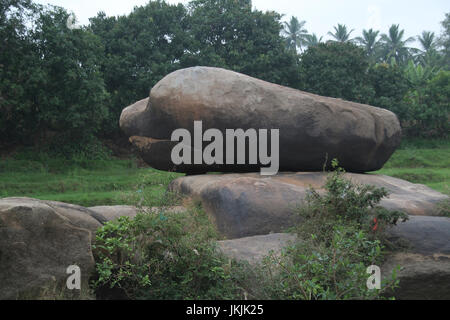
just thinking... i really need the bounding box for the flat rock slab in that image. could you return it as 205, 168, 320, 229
121, 66, 402, 173
169, 172, 448, 239
386, 216, 450, 255
217, 233, 297, 265
381, 215, 450, 300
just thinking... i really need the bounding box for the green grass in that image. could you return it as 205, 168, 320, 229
0, 157, 182, 207
374, 138, 450, 195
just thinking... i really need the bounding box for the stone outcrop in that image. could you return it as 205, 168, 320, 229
120, 66, 402, 173
0, 198, 104, 299
169, 172, 448, 239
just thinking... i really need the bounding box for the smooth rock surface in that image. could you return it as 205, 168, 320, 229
89, 205, 139, 222
217, 233, 297, 265
119, 98, 152, 138
0, 197, 102, 299
121, 66, 402, 173
169, 172, 448, 239
382, 215, 450, 300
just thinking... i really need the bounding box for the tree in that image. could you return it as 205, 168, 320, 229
298, 42, 373, 103
0, 0, 41, 146
367, 63, 410, 122
355, 28, 381, 60
439, 13, 450, 69
282, 16, 308, 52
404, 60, 439, 89
181, 0, 300, 87
327, 24, 354, 43
418, 31, 437, 53
416, 31, 444, 67
380, 24, 414, 65
31, 5, 109, 152
404, 71, 450, 137
89, 1, 188, 135
304, 33, 323, 48
0, 1, 109, 152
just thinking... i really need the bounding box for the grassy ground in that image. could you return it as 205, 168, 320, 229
0, 157, 182, 207
0, 138, 448, 207
374, 138, 449, 195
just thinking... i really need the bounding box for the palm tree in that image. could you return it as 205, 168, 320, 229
380, 24, 415, 64
417, 31, 442, 68
304, 33, 323, 48
327, 24, 354, 42
282, 16, 308, 52
355, 29, 381, 58
418, 31, 437, 53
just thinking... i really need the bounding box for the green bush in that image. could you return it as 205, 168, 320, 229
92, 200, 244, 300
260, 161, 408, 300
91, 162, 410, 300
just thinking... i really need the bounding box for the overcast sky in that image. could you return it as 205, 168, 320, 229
35, 0, 450, 47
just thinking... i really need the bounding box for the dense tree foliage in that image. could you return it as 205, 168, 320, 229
181, 0, 300, 86
367, 63, 410, 122
0, 0, 448, 154
298, 42, 373, 103
89, 1, 187, 135
0, 0, 108, 151
0, 0, 39, 145
404, 71, 450, 137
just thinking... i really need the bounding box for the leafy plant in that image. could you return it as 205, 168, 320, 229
92, 199, 243, 300
260, 161, 408, 300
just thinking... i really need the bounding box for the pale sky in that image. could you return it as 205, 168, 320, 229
35, 0, 450, 48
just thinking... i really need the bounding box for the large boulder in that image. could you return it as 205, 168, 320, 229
169, 172, 448, 239
119, 98, 152, 138
0, 198, 107, 299
120, 66, 402, 174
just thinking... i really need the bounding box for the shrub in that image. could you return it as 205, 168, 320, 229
92, 200, 244, 300
261, 161, 408, 300
92, 161, 409, 300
